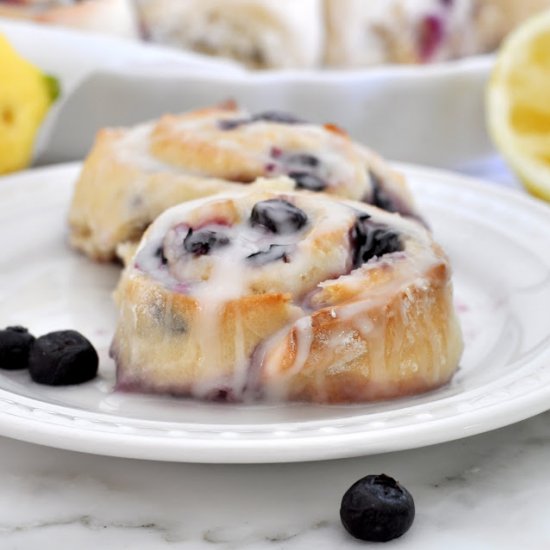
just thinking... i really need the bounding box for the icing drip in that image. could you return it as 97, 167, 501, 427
261, 316, 314, 401
190, 249, 248, 398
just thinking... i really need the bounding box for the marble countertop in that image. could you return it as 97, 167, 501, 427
0, 410, 548, 549
1, 158, 545, 549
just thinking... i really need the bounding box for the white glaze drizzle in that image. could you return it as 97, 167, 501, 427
109, 109, 409, 203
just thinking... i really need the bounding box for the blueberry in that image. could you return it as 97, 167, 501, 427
289, 172, 327, 192
367, 171, 426, 225
208, 387, 238, 402
0, 326, 35, 370
250, 199, 308, 235
340, 474, 415, 542
155, 245, 168, 265
183, 228, 230, 256
418, 15, 445, 61
286, 153, 320, 168
28, 330, 98, 386
251, 111, 304, 124
246, 244, 289, 266
218, 118, 249, 131
350, 215, 403, 269
369, 170, 398, 213
218, 111, 305, 131
149, 302, 186, 334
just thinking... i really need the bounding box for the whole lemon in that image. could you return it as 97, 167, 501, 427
0, 34, 59, 175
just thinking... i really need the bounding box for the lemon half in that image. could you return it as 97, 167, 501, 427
0, 34, 59, 175
487, 10, 550, 202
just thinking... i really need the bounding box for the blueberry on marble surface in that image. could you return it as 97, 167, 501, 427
0, 326, 35, 370
250, 199, 308, 235
183, 228, 230, 256
340, 474, 415, 542
350, 215, 403, 269
28, 330, 98, 386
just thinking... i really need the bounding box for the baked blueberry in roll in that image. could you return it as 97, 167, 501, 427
68, 102, 421, 261
111, 185, 462, 403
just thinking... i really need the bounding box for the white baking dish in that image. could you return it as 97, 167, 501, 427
0, 18, 495, 168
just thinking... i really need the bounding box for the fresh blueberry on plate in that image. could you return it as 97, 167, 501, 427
0, 326, 35, 370
28, 330, 99, 386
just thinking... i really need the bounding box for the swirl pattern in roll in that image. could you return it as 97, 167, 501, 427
68, 102, 421, 261
111, 184, 462, 403
135, 0, 324, 69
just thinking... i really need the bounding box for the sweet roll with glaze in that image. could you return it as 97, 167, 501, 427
68, 102, 421, 261
111, 185, 463, 403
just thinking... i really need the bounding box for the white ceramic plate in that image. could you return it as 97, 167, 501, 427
0, 163, 549, 463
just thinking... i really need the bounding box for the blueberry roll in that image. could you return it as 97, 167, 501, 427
68, 102, 421, 261
325, 0, 476, 67
111, 185, 462, 403
135, 0, 323, 69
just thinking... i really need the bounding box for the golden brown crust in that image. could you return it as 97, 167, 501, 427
113, 273, 302, 392
261, 266, 462, 403
68, 124, 250, 261
150, 114, 263, 181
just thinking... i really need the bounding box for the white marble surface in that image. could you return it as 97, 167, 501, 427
0, 410, 549, 549
2, 157, 547, 549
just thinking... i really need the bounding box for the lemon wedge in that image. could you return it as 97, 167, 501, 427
487, 9, 550, 202
0, 33, 59, 175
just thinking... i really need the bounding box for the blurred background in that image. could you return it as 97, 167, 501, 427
1, 0, 545, 68
1, 0, 550, 197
